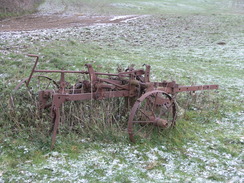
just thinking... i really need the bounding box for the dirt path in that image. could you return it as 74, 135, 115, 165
0, 14, 140, 32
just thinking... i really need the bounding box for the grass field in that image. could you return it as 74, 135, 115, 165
0, 0, 243, 182
38, 0, 242, 15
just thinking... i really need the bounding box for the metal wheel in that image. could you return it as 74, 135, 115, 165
127, 90, 177, 142
9, 75, 58, 109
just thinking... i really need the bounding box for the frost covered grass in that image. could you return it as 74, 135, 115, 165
38, 0, 238, 15
1, 0, 244, 182
1, 134, 243, 182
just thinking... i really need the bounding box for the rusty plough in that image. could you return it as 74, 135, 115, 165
10, 55, 219, 149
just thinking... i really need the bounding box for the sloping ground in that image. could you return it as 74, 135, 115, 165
0, 0, 243, 32
0, 0, 243, 182
0, 14, 140, 31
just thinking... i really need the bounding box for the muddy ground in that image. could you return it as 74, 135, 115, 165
0, 0, 243, 32
0, 13, 141, 32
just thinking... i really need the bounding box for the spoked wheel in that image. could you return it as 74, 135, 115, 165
9, 75, 59, 110
128, 90, 177, 143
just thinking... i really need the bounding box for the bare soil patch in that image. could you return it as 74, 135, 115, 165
0, 14, 139, 32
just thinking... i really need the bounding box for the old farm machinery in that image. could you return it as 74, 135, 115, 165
10, 55, 218, 149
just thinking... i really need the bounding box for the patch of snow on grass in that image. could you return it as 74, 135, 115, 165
110, 15, 136, 21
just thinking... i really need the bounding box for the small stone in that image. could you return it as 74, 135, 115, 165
217, 41, 226, 45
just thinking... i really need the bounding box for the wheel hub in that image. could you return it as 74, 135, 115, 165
154, 117, 168, 128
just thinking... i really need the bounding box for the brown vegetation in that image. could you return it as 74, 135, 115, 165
0, 0, 43, 14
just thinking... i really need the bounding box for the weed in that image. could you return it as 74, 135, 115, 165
0, 0, 44, 20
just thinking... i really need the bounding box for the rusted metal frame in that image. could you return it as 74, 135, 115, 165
28, 69, 131, 76
33, 70, 128, 76
59, 72, 66, 94
144, 65, 150, 82
154, 87, 174, 94
98, 78, 123, 85
13, 55, 221, 148
118, 69, 145, 77
94, 72, 119, 77
85, 64, 97, 83
39, 90, 51, 109
33, 69, 88, 74
173, 85, 219, 93
51, 104, 62, 149
156, 84, 219, 94
98, 78, 129, 90
94, 83, 115, 100
50, 90, 131, 149
52, 90, 130, 104
128, 73, 138, 98
153, 81, 178, 88
26, 54, 39, 87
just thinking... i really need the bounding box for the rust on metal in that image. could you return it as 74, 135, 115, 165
11, 55, 219, 149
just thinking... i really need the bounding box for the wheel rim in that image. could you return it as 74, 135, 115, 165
9, 75, 58, 109
128, 90, 177, 142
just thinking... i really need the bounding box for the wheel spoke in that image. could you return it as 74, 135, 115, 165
159, 101, 174, 117
128, 90, 177, 142
139, 109, 152, 120
132, 121, 155, 123
134, 123, 150, 135
45, 81, 52, 90
145, 126, 157, 138
152, 92, 159, 110
145, 96, 156, 118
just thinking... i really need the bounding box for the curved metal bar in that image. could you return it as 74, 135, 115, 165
9, 75, 59, 109
13, 75, 59, 91
26, 54, 39, 87
127, 90, 176, 143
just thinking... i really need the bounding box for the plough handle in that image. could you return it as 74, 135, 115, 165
26, 54, 39, 87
